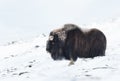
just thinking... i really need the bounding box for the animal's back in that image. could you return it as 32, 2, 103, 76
85, 28, 107, 57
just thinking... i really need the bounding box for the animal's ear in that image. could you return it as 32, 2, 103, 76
49, 36, 54, 41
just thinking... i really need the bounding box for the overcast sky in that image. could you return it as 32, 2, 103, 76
0, 0, 120, 43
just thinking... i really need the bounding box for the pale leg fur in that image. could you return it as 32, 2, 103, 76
68, 58, 74, 66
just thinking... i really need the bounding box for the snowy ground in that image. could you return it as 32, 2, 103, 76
0, 18, 120, 81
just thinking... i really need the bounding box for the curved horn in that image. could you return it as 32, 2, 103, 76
49, 36, 54, 41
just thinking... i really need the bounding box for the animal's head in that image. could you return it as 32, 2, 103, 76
46, 30, 66, 60
46, 24, 78, 60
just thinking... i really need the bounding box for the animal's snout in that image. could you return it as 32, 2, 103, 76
46, 41, 50, 52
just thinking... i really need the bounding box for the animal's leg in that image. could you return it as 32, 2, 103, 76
68, 58, 74, 66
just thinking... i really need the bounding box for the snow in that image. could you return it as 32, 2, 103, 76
0, 18, 120, 81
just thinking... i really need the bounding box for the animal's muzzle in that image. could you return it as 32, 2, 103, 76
46, 41, 50, 52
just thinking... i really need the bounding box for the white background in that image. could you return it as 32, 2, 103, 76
0, 0, 120, 44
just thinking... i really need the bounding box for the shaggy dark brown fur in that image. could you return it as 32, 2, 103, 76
46, 24, 107, 63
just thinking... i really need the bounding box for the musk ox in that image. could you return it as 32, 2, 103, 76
46, 24, 107, 65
